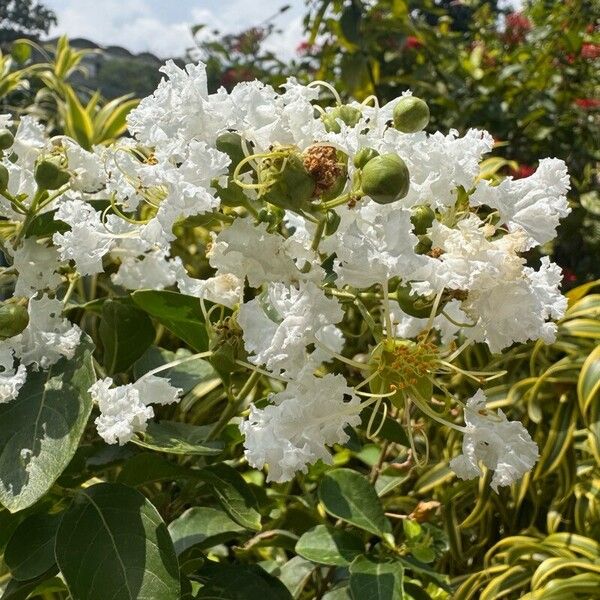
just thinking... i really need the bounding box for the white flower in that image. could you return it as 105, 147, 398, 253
177, 270, 243, 309
0, 344, 27, 403
9, 295, 81, 370
112, 250, 181, 291
238, 282, 343, 376
330, 202, 425, 288
471, 158, 570, 248
90, 374, 182, 445
209, 218, 303, 287
450, 390, 539, 491
10, 117, 46, 169
241, 369, 361, 482
11, 239, 63, 298
379, 128, 494, 209
64, 142, 106, 192
53, 199, 117, 275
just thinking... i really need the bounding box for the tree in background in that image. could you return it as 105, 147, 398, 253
0, 0, 56, 45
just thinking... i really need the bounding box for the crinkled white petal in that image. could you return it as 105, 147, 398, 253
238, 282, 343, 376
241, 370, 361, 482
471, 158, 570, 248
11, 239, 63, 298
450, 390, 539, 491
0, 344, 27, 403
9, 296, 81, 370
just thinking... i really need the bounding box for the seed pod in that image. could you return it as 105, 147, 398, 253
393, 96, 430, 133
411, 204, 435, 235
0, 163, 8, 191
259, 151, 315, 213
322, 105, 362, 133
395, 283, 438, 319
325, 209, 341, 235
216, 131, 249, 175
0, 129, 14, 151
34, 157, 70, 190
353, 147, 379, 169
0, 302, 29, 339
361, 153, 410, 204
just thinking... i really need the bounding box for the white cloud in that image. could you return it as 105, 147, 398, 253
46, 0, 304, 60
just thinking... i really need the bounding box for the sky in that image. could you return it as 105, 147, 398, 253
42, 0, 306, 60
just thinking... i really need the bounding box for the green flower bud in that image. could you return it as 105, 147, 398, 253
410, 204, 435, 235
393, 96, 430, 133
395, 283, 440, 319
415, 236, 432, 255
353, 147, 379, 169
0, 163, 8, 191
361, 154, 410, 204
322, 105, 362, 133
34, 157, 70, 190
0, 302, 29, 339
259, 151, 315, 213
325, 209, 341, 235
0, 129, 14, 151
216, 131, 249, 175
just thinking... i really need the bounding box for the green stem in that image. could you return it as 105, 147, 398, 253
207, 370, 262, 441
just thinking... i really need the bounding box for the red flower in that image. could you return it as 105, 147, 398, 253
510, 164, 536, 179
581, 43, 600, 60
504, 12, 532, 44
562, 268, 577, 285
574, 98, 600, 109
405, 36, 422, 49
296, 40, 314, 56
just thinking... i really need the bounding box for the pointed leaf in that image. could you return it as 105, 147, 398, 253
349, 556, 404, 600
318, 469, 392, 542
0, 338, 95, 512
55, 483, 180, 600
296, 524, 364, 566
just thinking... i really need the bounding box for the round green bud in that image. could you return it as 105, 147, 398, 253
322, 105, 362, 133
0, 129, 14, 151
0, 302, 29, 339
216, 131, 249, 175
361, 153, 410, 204
353, 147, 379, 169
415, 236, 432, 255
393, 96, 430, 133
34, 158, 70, 190
410, 204, 435, 235
325, 209, 341, 235
0, 163, 8, 191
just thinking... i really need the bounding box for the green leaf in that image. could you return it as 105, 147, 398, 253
296, 524, 364, 566
198, 463, 262, 531
55, 483, 180, 600
318, 469, 393, 542
0, 337, 95, 512
278, 556, 315, 597
4, 513, 61, 580
116, 453, 196, 487
196, 564, 293, 600
99, 299, 155, 374
132, 290, 208, 352
349, 556, 404, 600
132, 421, 223, 456
168, 506, 248, 556
0, 569, 61, 600
578, 345, 600, 415
322, 587, 352, 600
134, 346, 218, 394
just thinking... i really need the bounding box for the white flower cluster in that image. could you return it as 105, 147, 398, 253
0, 60, 570, 488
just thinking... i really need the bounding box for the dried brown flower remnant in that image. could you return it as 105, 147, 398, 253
427, 247, 444, 259
303, 145, 342, 197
